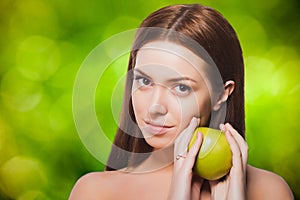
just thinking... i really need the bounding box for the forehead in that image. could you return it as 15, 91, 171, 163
135, 41, 208, 79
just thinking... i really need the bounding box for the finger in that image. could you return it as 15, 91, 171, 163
174, 117, 200, 157
225, 123, 248, 167
175, 131, 202, 166
191, 174, 204, 200
225, 123, 246, 147
219, 123, 225, 132
225, 130, 244, 173
208, 179, 228, 199
182, 131, 203, 169
175, 117, 200, 144
222, 123, 247, 164
209, 180, 218, 188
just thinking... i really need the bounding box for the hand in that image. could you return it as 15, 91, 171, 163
168, 117, 204, 200
209, 123, 248, 200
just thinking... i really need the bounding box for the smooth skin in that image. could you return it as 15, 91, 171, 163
69, 120, 294, 200
69, 42, 294, 200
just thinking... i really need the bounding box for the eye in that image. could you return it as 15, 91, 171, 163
134, 76, 152, 87
174, 84, 191, 96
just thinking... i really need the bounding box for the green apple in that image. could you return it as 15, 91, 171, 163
188, 127, 232, 180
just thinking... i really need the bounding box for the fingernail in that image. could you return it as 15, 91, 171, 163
192, 117, 200, 125
192, 117, 197, 125
219, 124, 225, 131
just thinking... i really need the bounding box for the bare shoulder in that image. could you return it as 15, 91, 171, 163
69, 170, 123, 200
247, 165, 294, 200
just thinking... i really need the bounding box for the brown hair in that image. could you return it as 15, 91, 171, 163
106, 4, 244, 170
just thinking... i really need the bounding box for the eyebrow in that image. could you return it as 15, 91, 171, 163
133, 68, 152, 79
133, 68, 197, 83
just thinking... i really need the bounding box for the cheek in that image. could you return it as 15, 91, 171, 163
179, 94, 202, 118
131, 92, 144, 120
173, 96, 200, 130
176, 104, 198, 132
177, 94, 211, 126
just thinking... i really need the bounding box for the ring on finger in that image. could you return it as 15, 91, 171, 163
176, 154, 187, 160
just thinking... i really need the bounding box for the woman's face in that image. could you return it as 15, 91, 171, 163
132, 41, 213, 150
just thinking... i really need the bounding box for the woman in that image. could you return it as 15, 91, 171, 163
69, 4, 294, 199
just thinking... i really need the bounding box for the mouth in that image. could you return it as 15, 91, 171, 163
144, 120, 174, 135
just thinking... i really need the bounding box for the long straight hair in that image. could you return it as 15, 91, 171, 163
106, 4, 244, 171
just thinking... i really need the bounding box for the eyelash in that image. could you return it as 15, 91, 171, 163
173, 84, 192, 96
133, 75, 192, 97
134, 75, 152, 87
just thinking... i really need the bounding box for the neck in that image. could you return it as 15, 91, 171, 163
125, 145, 175, 174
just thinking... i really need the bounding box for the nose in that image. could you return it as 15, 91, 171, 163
148, 85, 168, 117
149, 104, 167, 116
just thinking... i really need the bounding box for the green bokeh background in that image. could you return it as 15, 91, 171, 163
0, 0, 299, 199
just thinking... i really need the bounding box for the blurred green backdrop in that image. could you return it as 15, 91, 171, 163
0, 0, 299, 199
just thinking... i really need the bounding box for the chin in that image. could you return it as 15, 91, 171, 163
144, 136, 176, 150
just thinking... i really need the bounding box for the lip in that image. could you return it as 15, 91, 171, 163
144, 120, 174, 135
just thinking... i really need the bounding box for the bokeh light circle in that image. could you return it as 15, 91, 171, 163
16, 35, 60, 81
1, 68, 43, 112
0, 156, 47, 199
